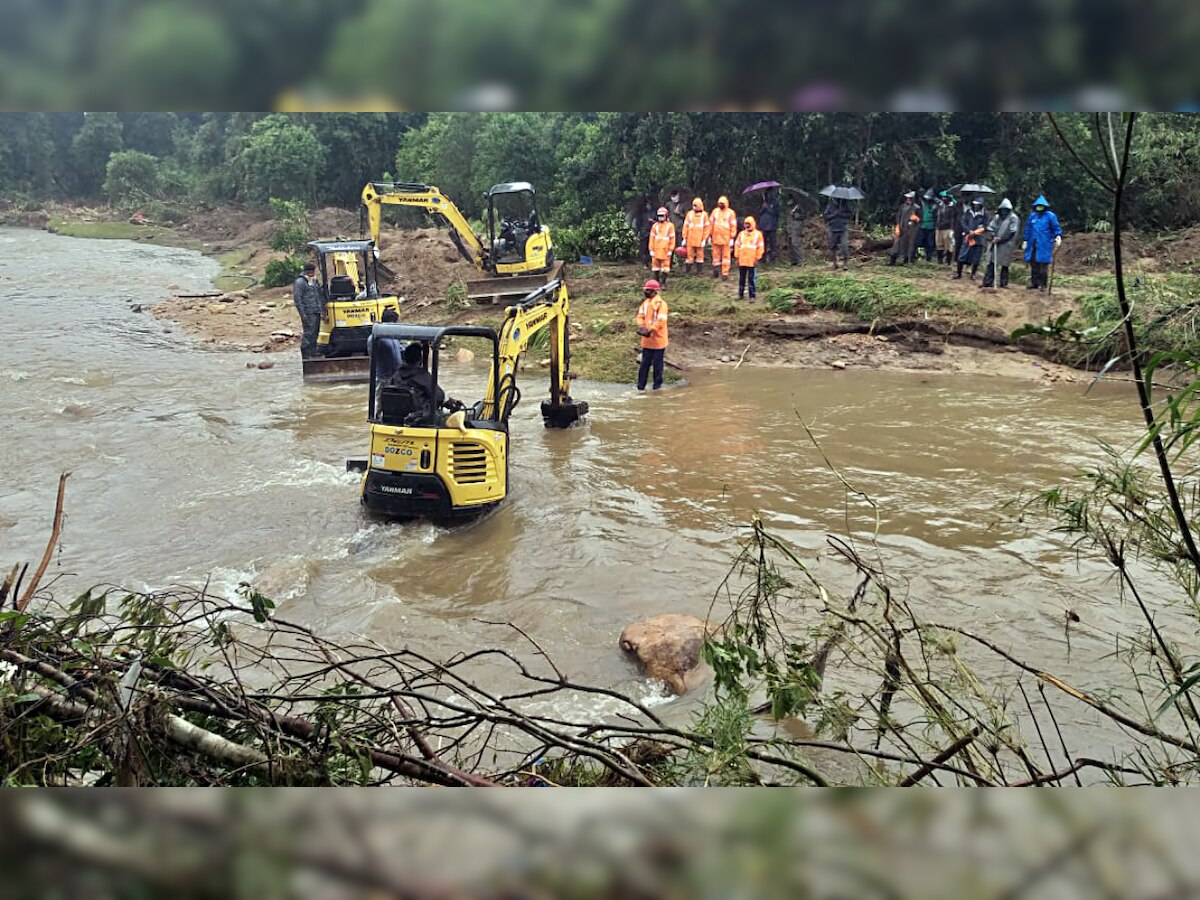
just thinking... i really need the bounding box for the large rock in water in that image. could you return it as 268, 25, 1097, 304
619, 614, 716, 695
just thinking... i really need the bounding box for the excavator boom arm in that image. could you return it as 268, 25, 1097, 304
480, 279, 584, 427
361, 181, 487, 271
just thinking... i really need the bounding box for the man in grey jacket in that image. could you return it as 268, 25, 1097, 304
292, 261, 325, 358
981, 198, 1021, 289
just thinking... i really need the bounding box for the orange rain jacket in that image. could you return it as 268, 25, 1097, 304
682, 204, 710, 247
649, 220, 676, 258
637, 293, 669, 349
710, 197, 737, 247
733, 216, 765, 266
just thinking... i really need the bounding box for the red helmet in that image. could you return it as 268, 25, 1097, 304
656, 206, 668, 217
643, 279, 661, 292
674, 245, 688, 257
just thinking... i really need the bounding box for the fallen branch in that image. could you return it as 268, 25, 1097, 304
18, 472, 69, 611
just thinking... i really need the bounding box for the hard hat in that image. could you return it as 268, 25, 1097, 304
692, 197, 703, 209
904, 191, 915, 199
971, 197, 983, 206
657, 206, 668, 217
643, 279, 661, 291
674, 245, 688, 257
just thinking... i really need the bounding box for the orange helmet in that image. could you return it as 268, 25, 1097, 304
744, 215, 756, 228
643, 279, 661, 292
692, 197, 703, 210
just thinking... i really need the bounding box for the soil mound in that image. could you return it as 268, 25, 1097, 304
375, 224, 470, 306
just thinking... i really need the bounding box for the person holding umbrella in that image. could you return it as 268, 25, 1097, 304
1022, 194, 1063, 291
917, 189, 938, 263
818, 185, 863, 270
758, 187, 782, 264
823, 197, 852, 269
955, 197, 989, 280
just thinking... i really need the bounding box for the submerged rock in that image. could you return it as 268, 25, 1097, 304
619, 613, 717, 696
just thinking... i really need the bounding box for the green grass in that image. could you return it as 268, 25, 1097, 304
788, 270, 979, 320
47, 219, 173, 241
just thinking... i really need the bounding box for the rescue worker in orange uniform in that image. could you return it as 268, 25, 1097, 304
635, 279, 669, 390
733, 215, 765, 300
681, 197, 711, 275
648, 206, 676, 290
709, 195, 738, 280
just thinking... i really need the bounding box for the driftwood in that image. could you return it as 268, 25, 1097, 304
17, 472, 68, 611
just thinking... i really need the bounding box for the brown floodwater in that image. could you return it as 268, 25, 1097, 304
2, 228, 1176, 761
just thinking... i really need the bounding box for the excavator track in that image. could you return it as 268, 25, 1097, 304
466, 261, 565, 303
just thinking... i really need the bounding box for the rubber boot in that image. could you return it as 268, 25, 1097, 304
659, 271, 667, 290
954, 262, 963, 279
1000, 266, 1009, 288
712, 267, 719, 279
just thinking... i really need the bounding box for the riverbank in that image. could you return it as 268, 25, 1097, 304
17, 201, 1180, 386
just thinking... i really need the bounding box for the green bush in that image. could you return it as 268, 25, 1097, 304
263, 254, 304, 288
554, 224, 587, 262
552, 212, 638, 262
269, 197, 310, 255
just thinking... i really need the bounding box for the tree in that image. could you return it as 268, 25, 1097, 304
103, 150, 161, 207
235, 115, 324, 204
70, 112, 124, 197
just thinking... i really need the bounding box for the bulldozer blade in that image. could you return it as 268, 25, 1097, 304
302, 354, 370, 383
466, 261, 565, 303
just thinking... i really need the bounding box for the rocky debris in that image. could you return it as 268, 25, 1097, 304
830, 360, 847, 369
256, 360, 275, 370
271, 329, 296, 339
131, 304, 144, 313
455, 347, 475, 363
619, 614, 718, 696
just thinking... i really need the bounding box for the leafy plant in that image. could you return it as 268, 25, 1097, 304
445, 280, 470, 310
263, 254, 303, 288
268, 197, 309, 255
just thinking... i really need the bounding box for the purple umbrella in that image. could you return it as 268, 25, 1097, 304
742, 180, 782, 194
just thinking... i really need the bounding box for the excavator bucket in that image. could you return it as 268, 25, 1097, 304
466, 260, 565, 303
301, 355, 371, 383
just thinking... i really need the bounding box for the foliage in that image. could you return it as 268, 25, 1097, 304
70, 112, 123, 196
444, 280, 470, 310
268, 197, 310, 255
235, 115, 325, 204
103, 150, 161, 206
263, 255, 304, 289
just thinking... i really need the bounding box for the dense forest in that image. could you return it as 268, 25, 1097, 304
3, 112, 1200, 242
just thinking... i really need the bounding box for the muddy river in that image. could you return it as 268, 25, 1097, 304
1, 228, 1173, 757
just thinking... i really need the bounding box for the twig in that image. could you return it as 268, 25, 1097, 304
733, 342, 752, 369
18, 472, 69, 611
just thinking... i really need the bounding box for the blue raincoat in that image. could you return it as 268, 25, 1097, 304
1022, 195, 1063, 264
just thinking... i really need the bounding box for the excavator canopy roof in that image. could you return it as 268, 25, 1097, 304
307, 239, 376, 254
369, 323, 498, 344
487, 182, 535, 197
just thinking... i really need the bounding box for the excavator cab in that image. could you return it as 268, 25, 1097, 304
485, 182, 553, 274
309, 239, 399, 359
347, 279, 588, 521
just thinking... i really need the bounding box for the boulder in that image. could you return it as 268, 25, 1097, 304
455, 347, 475, 363
619, 614, 717, 696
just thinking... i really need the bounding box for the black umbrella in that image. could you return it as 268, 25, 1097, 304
948, 183, 996, 195
780, 186, 818, 212
819, 184, 865, 200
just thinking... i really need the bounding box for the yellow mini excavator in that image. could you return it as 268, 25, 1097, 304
361, 181, 564, 302
301, 239, 400, 383
346, 278, 587, 521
